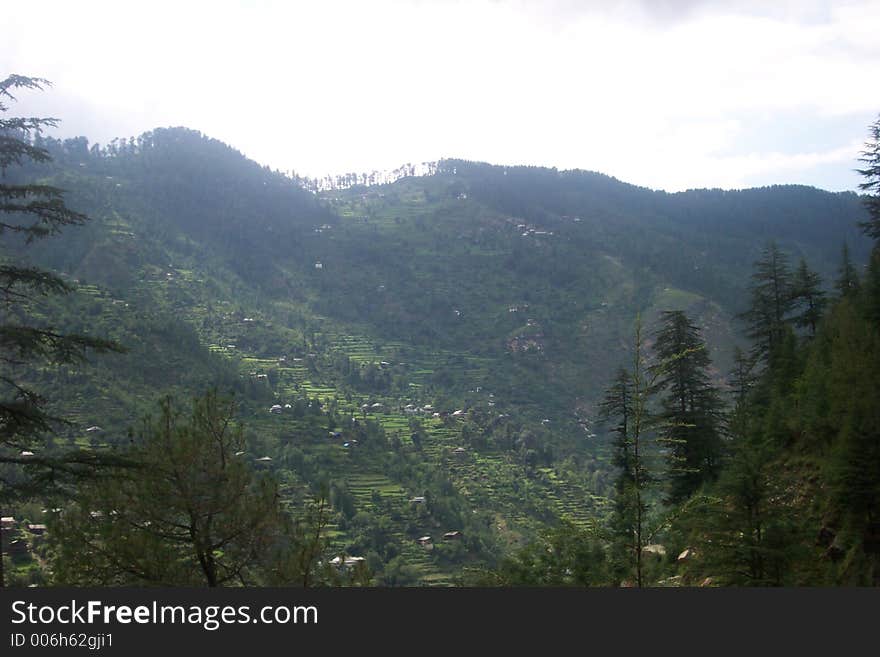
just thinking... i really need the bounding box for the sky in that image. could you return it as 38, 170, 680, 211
3, 0, 879, 192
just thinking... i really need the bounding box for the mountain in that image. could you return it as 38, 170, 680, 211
6, 126, 872, 585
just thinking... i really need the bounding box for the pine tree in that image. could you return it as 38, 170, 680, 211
856, 114, 880, 242
791, 257, 826, 336
834, 243, 861, 299
1, 75, 120, 455
865, 248, 880, 326
857, 114, 880, 327
599, 366, 637, 582
729, 346, 759, 407
738, 242, 794, 362
651, 311, 725, 504
1, 74, 122, 587
599, 317, 666, 587
823, 301, 880, 581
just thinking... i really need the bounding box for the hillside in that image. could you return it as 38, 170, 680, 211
4, 127, 872, 585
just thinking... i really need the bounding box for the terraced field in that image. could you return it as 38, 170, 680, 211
32, 224, 609, 586
215, 311, 608, 583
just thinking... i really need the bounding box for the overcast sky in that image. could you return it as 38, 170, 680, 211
4, 0, 879, 191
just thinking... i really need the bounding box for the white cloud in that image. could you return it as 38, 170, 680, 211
3, 0, 879, 191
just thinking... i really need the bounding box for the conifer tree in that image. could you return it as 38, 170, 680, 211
791, 257, 826, 336
599, 367, 637, 582
1, 75, 120, 457
856, 114, 880, 242
729, 346, 759, 407
834, 243, 861, 299
738, 242, 794, 362
865, 249, 880, 326
651, 311, 724, 504
599, 317, 669, 586
0, 74, 122, 587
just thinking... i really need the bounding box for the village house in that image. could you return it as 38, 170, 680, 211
330, 555, 365, 571
643, 544, 666, 558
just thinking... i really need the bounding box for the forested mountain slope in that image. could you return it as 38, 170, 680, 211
4, 126, 872, 585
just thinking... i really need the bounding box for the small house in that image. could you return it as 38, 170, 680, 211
86, 426, 104, 433
409, 496, 426, 504
0, 516, 15, 531
27, 524, 47, 536
443, 531, 463, 541
417, 536, 433, 549
329, 555, 366, 570
643, 544, 666, 557
269, 405, 283, 414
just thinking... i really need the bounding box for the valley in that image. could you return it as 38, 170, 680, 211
3, 126, 874, 586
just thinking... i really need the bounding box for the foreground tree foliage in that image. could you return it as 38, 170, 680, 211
673, 115, 880, 586
0, 74, 122, 587
49, 392, 289, 586
857, 114, 880, 242
1, 75, 119, 451
479, 521, 607, 586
